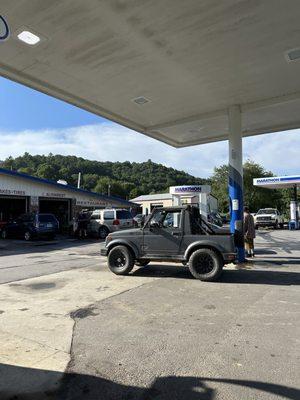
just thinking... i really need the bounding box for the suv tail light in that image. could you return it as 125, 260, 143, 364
113, 219, 120, 226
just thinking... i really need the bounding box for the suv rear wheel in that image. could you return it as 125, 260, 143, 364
188, 248, 223, 282
108, 245, 134, 275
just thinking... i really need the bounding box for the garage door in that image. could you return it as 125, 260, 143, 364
0, 196, 28, 222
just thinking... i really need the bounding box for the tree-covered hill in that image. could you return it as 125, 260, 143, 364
0, 153, 207, 199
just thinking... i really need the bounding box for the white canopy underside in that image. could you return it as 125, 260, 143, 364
1, 1, 300, 147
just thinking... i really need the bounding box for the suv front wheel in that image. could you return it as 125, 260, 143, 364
107, 245, 134, 275
99, 226, 109, 239
188, 248, 223, 282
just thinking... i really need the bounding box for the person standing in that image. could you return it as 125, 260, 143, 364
243, 206, 256, 257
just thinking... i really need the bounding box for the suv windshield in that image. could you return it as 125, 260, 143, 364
116, 210, 132, 219
257, 209, 277, 215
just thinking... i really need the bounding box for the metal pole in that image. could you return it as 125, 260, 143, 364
228, 105, 245, 262
294, 185, 299, 224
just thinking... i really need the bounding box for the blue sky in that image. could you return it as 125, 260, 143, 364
0, 77, 103, 131
1, 76, 299, 178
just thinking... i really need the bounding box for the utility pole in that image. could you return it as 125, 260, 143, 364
108, 184, 111, 196
77, 172, 81, 189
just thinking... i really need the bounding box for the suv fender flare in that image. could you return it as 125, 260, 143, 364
184, 241, 225, 262
107, 239, 139, 258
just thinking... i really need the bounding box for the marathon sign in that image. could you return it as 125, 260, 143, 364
169, 185, 211, 195
253, 175, 300, 188
255, 177, 281, 184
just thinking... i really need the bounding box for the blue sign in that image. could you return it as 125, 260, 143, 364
0, 15, 9, 41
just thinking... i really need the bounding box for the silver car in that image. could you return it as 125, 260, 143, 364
88, 209, 134, 239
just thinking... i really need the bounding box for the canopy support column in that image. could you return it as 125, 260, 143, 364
228, 105, 245, 262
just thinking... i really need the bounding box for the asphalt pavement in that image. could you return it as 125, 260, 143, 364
0, 229, 299, 400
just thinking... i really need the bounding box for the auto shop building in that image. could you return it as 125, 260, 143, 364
0, 167, 135, 229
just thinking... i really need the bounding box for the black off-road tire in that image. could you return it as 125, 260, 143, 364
108, 245, 135, 275
135, 259, 150, 267
99, 226, 109, 239
188, 248, 223, 282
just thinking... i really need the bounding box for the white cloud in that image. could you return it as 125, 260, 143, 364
0, 123, 299, 178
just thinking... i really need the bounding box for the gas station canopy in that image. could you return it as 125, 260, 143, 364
253, 175, 300, 189
1, 1, 300, 147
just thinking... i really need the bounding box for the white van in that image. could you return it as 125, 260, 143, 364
87, 209, 134, 239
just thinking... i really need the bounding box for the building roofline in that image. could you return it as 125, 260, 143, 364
0, 167, 136, 206
130, 193, 172, 202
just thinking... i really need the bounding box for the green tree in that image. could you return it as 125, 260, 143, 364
0, 153, 209, 200
18, 167, 34, 175
82, 174, 99, 190
211, 160, 285, 213
36, 163, 57, 180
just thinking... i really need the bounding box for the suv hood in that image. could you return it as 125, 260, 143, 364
109, 228, 142, 238
255, 214, 276, 218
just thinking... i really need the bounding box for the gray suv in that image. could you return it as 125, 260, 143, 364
88, 208, 134, 239
101, 205, 236, 281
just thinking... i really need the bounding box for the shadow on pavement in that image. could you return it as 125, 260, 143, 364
221, 269, 300, 285
0, 363, 299, 400
132, 265, 300, 285
0, 237, 103, 256
132, 264, 193, 279
255, 249, 277, 255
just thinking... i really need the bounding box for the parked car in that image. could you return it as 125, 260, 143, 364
101, 205, 237, 282
254, 208, 284, 229
1, 213, 59, 241
87, 208, 134, 239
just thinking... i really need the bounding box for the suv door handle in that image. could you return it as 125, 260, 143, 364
171, 232, 181, 236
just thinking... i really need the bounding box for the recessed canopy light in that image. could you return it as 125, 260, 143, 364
17, 30, 40, 45
285, 47, 300, 62
132, 96, 151, 105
